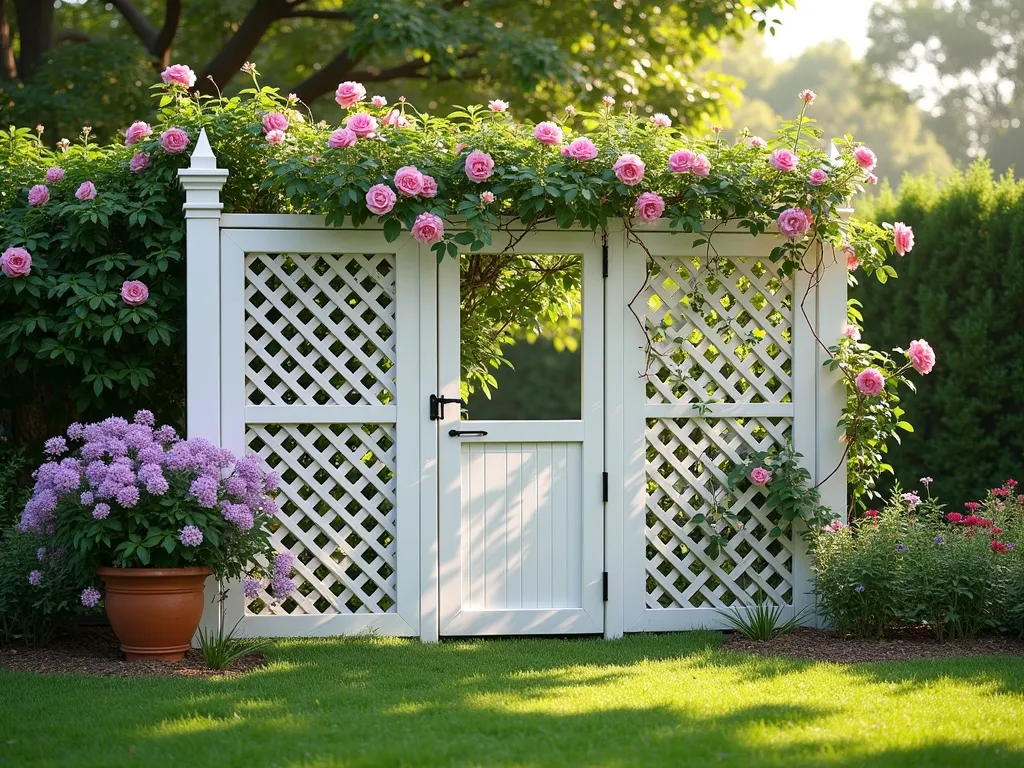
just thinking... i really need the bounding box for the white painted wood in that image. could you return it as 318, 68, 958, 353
816, 243, 849, 521
244, 405, 398, 425
417, 248, 439, 642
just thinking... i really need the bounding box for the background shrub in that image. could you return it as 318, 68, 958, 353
0, 526, 80, 645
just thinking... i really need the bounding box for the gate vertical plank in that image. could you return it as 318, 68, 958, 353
417, 246, 439, 642
816, 244, 849, 520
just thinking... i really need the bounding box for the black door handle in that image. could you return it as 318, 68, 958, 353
448, 429, 488, 437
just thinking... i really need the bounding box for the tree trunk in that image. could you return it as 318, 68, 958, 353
196, 0, 288, 94
12, 0, 54, 79
0, 0, 16, 80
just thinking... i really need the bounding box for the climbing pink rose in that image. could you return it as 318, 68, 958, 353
420, 175, 438, 198
45, 167, 65, 183
799, 89, 816, 104
856, 368, 885, 396
371, 95, 387, 108
534, 121, 563, 145
345, 112, 377, 138
335, 81, 366, 108
634, 192, 665, 223
691, 154, 711, 177
748, 136, 767, 148
770, 148, 798, 172
1, 247, 31, 278
843, 324, 861, 341
262, 112, 289, 133
393, 165, 425, 197
651, 113, 672, 128
161, 64, 196, 88
488, 99, 509, 113
28, 185, 49, 206
612, 154, 645, 186
669, 149, 696, 173
130, 153, 150, 173
411, 212, 444, 244
843, 244, 859, 270
465, 150, 494, 182
265, 130, 285, 145
562, 137, 598, 161
327, 128, 357, 148
854, 146, 877, 171
893, 222, 914, 256
809, 168, 828, 185
365, 184, 397, 216
750, 467, 772, 486
75, 181, 97, 201
124, 121, 152, 146
381, 109, 410, 128
908, 339, 935, 375
778, 207, 811, 239
120, 280, 149, 307
480, 191, 495, 204
159, 128, 189, 154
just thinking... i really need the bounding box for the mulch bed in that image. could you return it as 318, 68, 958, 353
0, 626, 267, 678
724, 626, 1024, 664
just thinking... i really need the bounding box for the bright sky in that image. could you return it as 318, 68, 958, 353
762, 0, 874, 61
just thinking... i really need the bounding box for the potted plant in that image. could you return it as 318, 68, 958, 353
18, 410, 294, 661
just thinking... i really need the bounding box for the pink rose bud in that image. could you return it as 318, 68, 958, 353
411, 212, 444, 245
420, 175, 438, 198
770, 148, 798, 172
778, 207, 811, 239
533, 121, 563, 146
612, 153, 645, 186
843, 324, 861, 341
120, 280, 149, 306
651, 113, 671, 128
371, 95, 388, 108
480, 191, 495, 204
602, 95, 615, 106
634, 192, 665, 223
748, 136, 767, 148
75, 181, 97, 201
565, 104, 577, 116
808, 168, 828, 185
161, 64, 197, 88
159, 128, 190, 154
1, 246, 32, 278
842, 244, 859, 270
45, 167, 65, 183
262, 112, 289, 133
28, 185, 49, 206
393, 165, 425, 197
265, 129, 285, 145
908, 339, 935, 375
327, 128, 357, 149
854, 146, 877, 171
750, 467, 772, 486
465, 150, 495, 183
345, 112, 378, 138
866, 172, 879, 185
335, 80, 366, 108
799, 89, 816, 104
488, 99, 509, 113
129, 153, 150, 173
365, 183, 397, 216
124, 121, 152, 146
563, 137, 598, 161
893, 222, 914, 255
855, 368, 885, 396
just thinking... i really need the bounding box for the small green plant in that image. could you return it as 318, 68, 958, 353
716, 593, 809, 641
195, 618, 272, 670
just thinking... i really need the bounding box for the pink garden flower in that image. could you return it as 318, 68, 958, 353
371, 95, 388, 108
809, 168, 828, 185
602, 95, 615, 106
488, 99, 509, 113
612, 153, 645, 186
265, 130, 285, 145
75, 180, 97, 201
327, 128, 357, 148
843, 324, 861, 341
345, 112, 378, 138
856, 368, 885, 396
651, 113, 672, 128
843, 244, 859, 270
365, 184, 397, 216
669, 149, 696, 173
420, 175, 438, 198
634, 192, 665, 222
28, 185, 49, 206
161, 64, 196, 88
770, 148, 798, 172
45, 167, 65, 183
124, 121, 152, 146
866, 173, 878, 185
908, 339, 935, 375
481, 191, 495, 204
534, 121, 563, 145
854, 146, 877, 171
411, 212, 444, 244
778, 207, 811, 239
335, 81, 366, 108
381, 109, 410, 128
799, 89, 816, 104
130, 153, 149, 173
748, 136, 767, 148
159, 128, 190, 154
893, 222, 914, 255
465, 150, 495, 182
262, 112, 289, 133
564, 104, 576, 117
393, 165, 425, 197
561, 137, 598, 161
691, 154, 711, 177
1, 246, 31, 278
121, 280, 149, 307
750, 467, 772, 486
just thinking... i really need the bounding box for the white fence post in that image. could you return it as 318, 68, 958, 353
178, 128, 229, 640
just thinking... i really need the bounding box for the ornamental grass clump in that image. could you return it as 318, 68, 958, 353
17, 410, 295, 609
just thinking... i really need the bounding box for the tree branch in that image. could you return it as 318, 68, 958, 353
0, 0, 16, 81
11, 0, 54, 79
108, 0, 158, 51
108, 0, 180, 66
288, 9, 354, 20
197, 0, 292, 95
153, 0, 182, 68
290, 47, 363, 104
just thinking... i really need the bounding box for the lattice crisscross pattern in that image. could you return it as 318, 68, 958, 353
245, 252, 396, 406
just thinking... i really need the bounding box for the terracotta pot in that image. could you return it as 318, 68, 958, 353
97, 566, 212, 662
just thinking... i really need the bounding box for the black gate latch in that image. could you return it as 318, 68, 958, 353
429, 394, 464, 421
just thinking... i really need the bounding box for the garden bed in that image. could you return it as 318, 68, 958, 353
723, 626, 1024, 663
0, 626, 267, 678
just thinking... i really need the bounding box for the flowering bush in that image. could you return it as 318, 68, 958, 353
16, 410, 295, 609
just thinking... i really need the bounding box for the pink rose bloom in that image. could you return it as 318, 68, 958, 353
854, 146, 877, 171
691, 154, 711, 177
808, 168, 828, 185
345, 112, 377, 138
381, 109, 410, 128
124, 121, 152, 146
393, 165, 425, 197
843, 324, 861, 341
562, 137, 598, 161
480, 191, 495, 204
265, 130, 285, 145
465, 150, 495, 182
262, 112, 289, 133
893, 222, 914, 256
161, 64, 196, 88
778, 207, 811, 239
842, 244, 859, 270
420, 175, 438, 198
770, 148, 798, 172
634, 192, 665, 223
613, 153, 645, 186
160, 128, 190, 154
75, 181, 97, 201
365, 184, 397, 216
908, 339, 935, 375
855, 368, 885, 396
651, 113, 672, 128
130, 153, 150, 173
335, 81, 366, 108
669, 149, 695, 173
748, 136, 767, 149
866, 173, 879, 185
45, 167, 65, 183
120, 280, 149, 307
1, 246, 31, 278
799, 89, 816, 104
534, 121, 563, 145
327, 128, 357, 149
750, 467, 772, 486
28, 185, 49, 206
371, 95, 387, 108
411, 212, 444, 244
602, 95, 615, 106
488, 99, 509, 113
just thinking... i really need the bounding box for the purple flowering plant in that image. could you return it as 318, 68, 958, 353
19, 410, 295, 604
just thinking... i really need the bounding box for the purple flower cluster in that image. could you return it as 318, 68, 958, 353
179, 524, 204, 547
269, 551, 296, 601
80, 587, 102, 608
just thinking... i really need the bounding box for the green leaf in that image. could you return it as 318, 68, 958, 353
382, 218, 402, 243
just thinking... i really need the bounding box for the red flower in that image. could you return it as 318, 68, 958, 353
864, 509, 879, 519
993, 527, 1003, 536
1007, 479, 1018, 488
965, 502, 981, 511
946, 512, 964, 524
963, 515, 992, 528
992, 540, 1009, 554
992, 488, 1010, 498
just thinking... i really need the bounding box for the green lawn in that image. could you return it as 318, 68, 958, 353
2, 632, 1024, 767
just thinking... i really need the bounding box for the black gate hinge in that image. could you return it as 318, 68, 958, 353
602, 571, 609, 602
602, 472, 608, 503
601, 239, 609, 278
